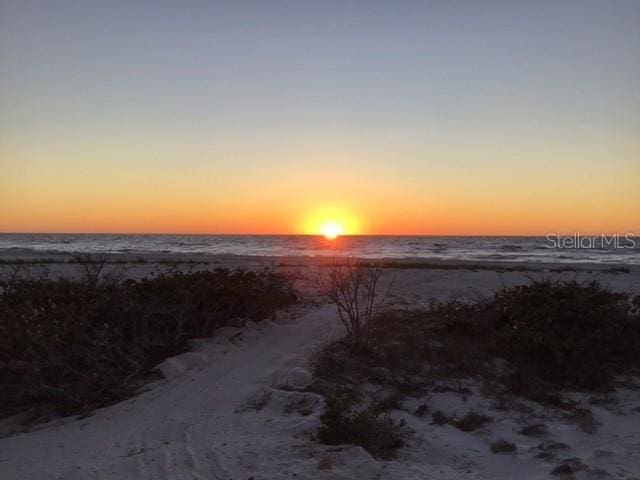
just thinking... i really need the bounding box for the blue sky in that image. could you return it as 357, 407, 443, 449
1, 1, 639, 234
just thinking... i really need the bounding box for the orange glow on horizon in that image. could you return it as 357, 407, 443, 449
1, 160, 639, 236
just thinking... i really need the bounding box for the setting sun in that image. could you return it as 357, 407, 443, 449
300, 205, 362, 237
320, 222, 343, 240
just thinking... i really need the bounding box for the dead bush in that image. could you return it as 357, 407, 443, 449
315, 260, 392, 346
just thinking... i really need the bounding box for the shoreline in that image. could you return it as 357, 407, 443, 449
0, 249, 637, 273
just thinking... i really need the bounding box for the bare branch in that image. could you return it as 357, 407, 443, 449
67, 251, 111, 287
314, 259, 392, 346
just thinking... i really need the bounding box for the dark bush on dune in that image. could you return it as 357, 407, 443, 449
127, 269, 297, 343
314, 280, 640, 414
0, 268, 296, 416
421, 280, 640, 392
310, 278, 640, 458
318, 397, 405, 460
489, 280, 640, 390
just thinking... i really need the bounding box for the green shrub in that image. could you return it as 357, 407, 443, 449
489, 280, 640, 389
312, 279, 639, 457
0, 280, 139, 412
421, 280, 640, 392
313, 280, 640, 410
0, 268, 296, 416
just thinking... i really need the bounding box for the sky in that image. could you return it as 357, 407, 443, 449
1, 0, 639, 235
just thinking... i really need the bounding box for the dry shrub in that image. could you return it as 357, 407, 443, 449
67, 252, 111, 287
315, 260, 392, 347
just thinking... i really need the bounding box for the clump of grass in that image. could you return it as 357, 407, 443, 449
0, 267, 296, 417
317, 397, 405, 460
431, 410, 454, 426
455, 411, 493, 432
490, 440, 517, 454
428, 410, 492, 431
519, 423, 548, 436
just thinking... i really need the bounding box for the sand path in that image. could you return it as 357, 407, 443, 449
0, 301, 489, 480
0, 306, 341, 479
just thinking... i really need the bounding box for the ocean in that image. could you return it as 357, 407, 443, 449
1, 233, 639, 265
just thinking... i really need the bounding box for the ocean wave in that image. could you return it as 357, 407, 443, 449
1, 234, 639, 265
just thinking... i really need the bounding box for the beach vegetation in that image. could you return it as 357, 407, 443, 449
317, 396, 406, 460
0, 266, 296, 417
313, 280, 639, 454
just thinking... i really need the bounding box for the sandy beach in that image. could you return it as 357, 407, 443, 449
3, 0, 639, 477
0, 252, 639, 479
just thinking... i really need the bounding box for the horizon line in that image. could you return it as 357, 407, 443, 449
1, 231, 638, 238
